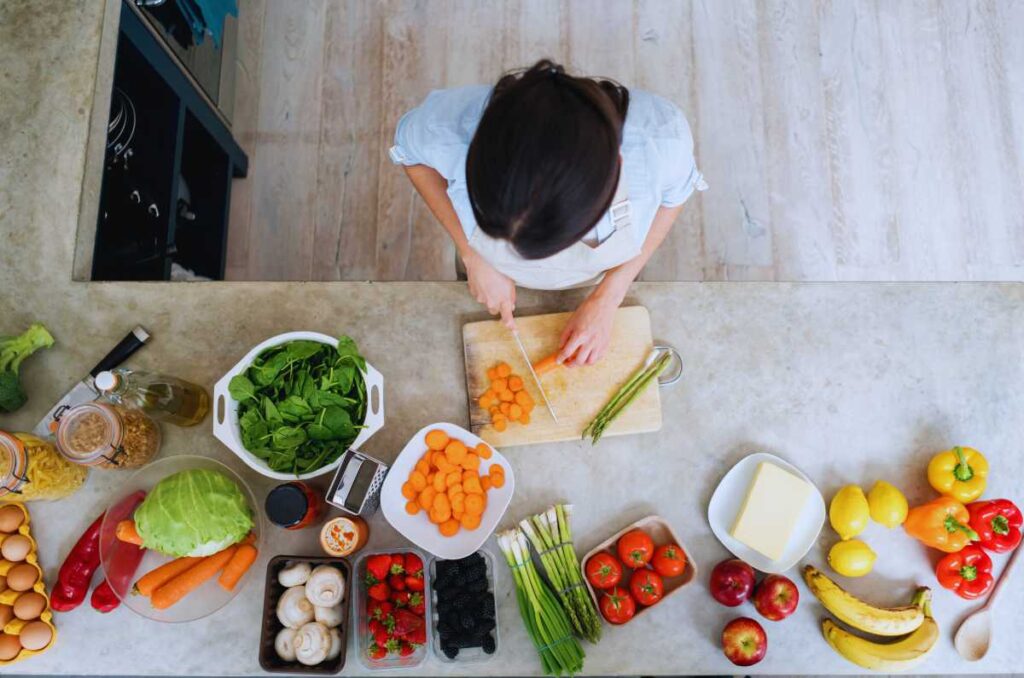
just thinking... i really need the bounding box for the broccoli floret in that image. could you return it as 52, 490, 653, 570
0, 324, 55, 413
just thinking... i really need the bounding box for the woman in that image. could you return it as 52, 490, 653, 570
389, 60, 705, 366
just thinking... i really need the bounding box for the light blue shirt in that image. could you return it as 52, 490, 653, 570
389, 85, 706, 247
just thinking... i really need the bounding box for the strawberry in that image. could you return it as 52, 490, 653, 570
406, 624, 427, 645
368, 582, 391, 601
390, 590, 411, 607
367, 643, 386, 660
389, 553, 406, 574
408, 592, 425, 616
399, 642, 415, 657
389, 573, 407, 591
392, 608, 425, 641
384, 638, 401, 656
373, 626, 389, 646
404, 553, 424, 578
369, 618, 384, 635
405, 574, 424, 592
367, 599, 393, 620
366, 554, 392, 583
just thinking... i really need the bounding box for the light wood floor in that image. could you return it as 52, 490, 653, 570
225, 0, 1024, 282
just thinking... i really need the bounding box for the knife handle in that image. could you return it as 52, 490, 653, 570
89, 326, 151, 377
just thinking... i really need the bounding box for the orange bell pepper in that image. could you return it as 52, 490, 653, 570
904, 496, 979, 553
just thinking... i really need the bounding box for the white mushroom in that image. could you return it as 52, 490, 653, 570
274, 628, 298, 661
314, 604, 343, 628
293, 621, 331, 666
278, 561, 312, 588
277, 586, 315, 629
327, 627, 342, 660
305, 565, 345, 607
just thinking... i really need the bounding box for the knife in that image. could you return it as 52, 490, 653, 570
32, 326, 151, 437
510, 328, 560, 425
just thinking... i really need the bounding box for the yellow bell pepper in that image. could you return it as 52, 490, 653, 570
927, 446, 987, 503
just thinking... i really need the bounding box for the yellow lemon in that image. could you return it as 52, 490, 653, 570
828, 539, 877, 577
867, 480, 909, 528
829, 485, 870, 540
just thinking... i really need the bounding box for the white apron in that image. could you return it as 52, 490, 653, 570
466, 168, 642, 290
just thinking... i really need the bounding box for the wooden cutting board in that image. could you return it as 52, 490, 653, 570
462, 306, 662, 447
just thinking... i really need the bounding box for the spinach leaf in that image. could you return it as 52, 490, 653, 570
287, 340, 324, 361
272, 426, 307, 450
228, 375, 257, 402
322, 406, 355, 440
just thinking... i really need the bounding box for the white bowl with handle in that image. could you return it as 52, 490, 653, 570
212, 331, 384, 480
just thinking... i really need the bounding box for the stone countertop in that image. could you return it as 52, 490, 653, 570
3, 2, 1024, 676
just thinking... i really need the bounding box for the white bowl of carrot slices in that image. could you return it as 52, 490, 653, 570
380, 423, 514, 560
97, 455, 262, 623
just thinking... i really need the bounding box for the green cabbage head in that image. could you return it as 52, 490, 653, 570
135, 468, 253, 557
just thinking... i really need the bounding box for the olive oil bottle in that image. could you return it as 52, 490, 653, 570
95, 368, 209, 426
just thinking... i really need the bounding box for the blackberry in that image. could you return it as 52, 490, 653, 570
480, 595, 496, 618
459, 611, 477, 630
482, 633, 496, 654
442, 644, 459, 659
452, 592, 474, 610
466, 577, 488, 593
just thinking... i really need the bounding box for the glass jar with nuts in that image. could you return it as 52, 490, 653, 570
54, 402, 160, 469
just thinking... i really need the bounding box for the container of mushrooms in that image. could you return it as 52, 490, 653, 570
0, 503, 57, 666
259, 555, 349, 674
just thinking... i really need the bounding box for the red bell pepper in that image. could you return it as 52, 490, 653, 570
90, 490, 148, 613
935, 545, 994, 599
967, 499, 1022, 553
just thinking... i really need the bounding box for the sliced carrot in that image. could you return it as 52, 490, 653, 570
465, 476, 484, 495
509, 404, 523, 420
499, 402, 511, 415
515, 390, 533, 407
461, 452, 480, 471
493, 417, 507, 432
460, 513, 482, 530
532, 353, 560, 375
401, 482, 416, 500
418, 486, 436, 510
490, 472, 506, 489
116, 520, 144, 546
218, 544, 258, 592
488, 463, 504, 476
152, 546, 236, 610
415, 459, 431, 476
425, 429, 449, 451
462, 469, 476, 482
133, 556, 204, 597
433, 472, 447, 492
475, 442, 493, 459
444, 470, 460, 487
411, 470, 428, 490
488, 405, 500, 416
448, 482, 464, 496
520, 412, 531, 425
444, 440, 467, 465
481, 476, 492, 491
486, 367, 499, 381
499, 389, 514, 402
465, 493, 485, 516
496, 363, 511, 378
522, 400, 534, 413
439, 519, 460, 537
508, 376, 524, 391
405, 500, 420, 515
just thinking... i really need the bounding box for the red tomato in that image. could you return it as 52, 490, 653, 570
599, 586, 636, 624
585, 552, 623, 589
617, 529, 655, 569
651, 543, 686, 577
629, 569, 664, 606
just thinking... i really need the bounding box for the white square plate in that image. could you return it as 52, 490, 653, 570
381, 422, 515, 559
707, 452, 825, 573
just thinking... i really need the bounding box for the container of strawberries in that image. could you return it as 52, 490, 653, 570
355, 549, 431, 670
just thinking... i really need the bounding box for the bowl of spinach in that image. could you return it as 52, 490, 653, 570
212, 332, 384, 479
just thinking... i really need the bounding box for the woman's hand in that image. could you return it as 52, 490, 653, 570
464, 248, 517, 328
558, 289, 621, 366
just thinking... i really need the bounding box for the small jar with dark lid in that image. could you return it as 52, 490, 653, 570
265, 481, 323, 530
54, 402, 160, 469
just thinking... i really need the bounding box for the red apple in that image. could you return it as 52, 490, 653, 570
709, 558, 756, 607
753, 574, 799, 621
721, 617, 767, 666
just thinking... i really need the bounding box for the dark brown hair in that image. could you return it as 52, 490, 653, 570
465, 59, 630, 259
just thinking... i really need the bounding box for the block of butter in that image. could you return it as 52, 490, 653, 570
730, 461, 812, 562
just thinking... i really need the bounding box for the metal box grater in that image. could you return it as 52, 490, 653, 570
326, 449, 388, 516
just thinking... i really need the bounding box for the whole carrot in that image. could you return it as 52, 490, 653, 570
151, 546, 237, 610
218, 544, 258, 591
115, 520, 143, 545
133, 556, 204, 597
532, 353, 561, 376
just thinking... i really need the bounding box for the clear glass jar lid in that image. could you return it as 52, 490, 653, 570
0, 430, 29, 496
55, 402, 123, 466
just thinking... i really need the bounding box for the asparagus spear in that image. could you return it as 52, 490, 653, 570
584, 351, 672, 443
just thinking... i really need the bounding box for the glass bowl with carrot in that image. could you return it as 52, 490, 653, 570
97, 455, 263, 622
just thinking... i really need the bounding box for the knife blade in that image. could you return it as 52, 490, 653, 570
32, 326, 151, 436
510, 329, 559, 425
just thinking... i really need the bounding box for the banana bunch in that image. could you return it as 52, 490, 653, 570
803, 566, 938, 672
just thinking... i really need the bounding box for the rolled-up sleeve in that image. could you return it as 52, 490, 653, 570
655, 105, 707, 207
389, 105, 430, 166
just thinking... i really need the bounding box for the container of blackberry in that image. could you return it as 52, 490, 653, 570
429, 550, 499, 662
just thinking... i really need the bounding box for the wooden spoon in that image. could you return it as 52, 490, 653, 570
953, 545, 1022, 661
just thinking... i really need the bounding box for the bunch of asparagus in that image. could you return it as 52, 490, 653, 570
583, 349, 673, 444
521, 505, 602, 643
